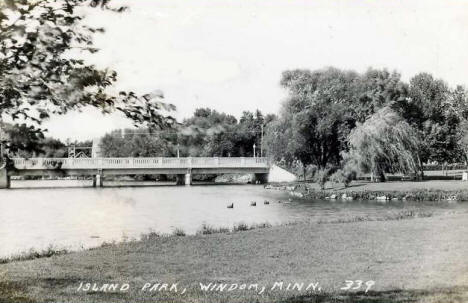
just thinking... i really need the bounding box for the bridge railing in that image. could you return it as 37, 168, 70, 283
11, 157, 269, 170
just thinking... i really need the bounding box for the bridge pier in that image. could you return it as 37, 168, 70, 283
253, 173, 269, 184
93, 171, 103, 187
0, 166, 10, 189
175, 173, 192, 185
185, 173, 192, 186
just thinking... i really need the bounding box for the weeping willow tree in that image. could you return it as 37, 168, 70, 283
346, 106, 422, 182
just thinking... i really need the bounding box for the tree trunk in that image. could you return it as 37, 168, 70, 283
417, 154, 424, 181
377, 169, 386, 182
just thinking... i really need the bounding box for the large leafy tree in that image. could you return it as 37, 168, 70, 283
355, 68, 409, 122
404, 73, 464, 163
0, 0, 176, 158
266, 68, 360, 169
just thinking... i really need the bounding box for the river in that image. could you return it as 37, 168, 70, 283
0, 180, 466, 258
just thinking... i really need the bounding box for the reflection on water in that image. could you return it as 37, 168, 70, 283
0, 180, 465, 257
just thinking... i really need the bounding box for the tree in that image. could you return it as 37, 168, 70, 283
99, 129, 172, 157
402, 73, 464, 163
355, 68, 409, 122
0, 0, 176, 157
266, 68, 361, 169
346, 107, 421, 182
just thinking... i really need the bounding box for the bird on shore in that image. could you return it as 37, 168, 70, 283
250, 201, 256, 206
227, 203, 234, 209
264, 200, 270, 205
278, 200, 282, 203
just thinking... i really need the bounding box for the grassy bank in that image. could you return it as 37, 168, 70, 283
2, 211, 468, 303
268, 180, 468, 202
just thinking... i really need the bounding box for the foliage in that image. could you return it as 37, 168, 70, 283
98, 108, 275, 158
265, 67, 410, 170
346, 107, 421, 181
329, 165, 357, 188
99, 129, 173, 157
314, 168, 332, 190
172, 228, 186, 237
402, 73, 465, 163
0, 0, 175, 155
266, 67, 468, 179
196, 223, 229, 235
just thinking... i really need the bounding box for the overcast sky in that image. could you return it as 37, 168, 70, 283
44, 0, 468, 141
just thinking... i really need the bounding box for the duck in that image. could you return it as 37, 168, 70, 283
264, 200, 270, 205
227, 203, 234, 209
250, 201, 256, 206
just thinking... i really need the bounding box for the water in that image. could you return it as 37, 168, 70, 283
0, 180, 466, 258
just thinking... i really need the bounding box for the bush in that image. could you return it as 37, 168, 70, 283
330, 167, 357, 188
233, 222, 250, 231
140, 231, 160, 241
172, 228, 186, 236
196, 224, 229, 235
314, 168, 332, 189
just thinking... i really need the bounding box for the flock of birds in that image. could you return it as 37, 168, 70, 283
227, 199, 292, 209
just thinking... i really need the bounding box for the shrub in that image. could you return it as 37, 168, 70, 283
140, 231, 160, 241
314, 168, 331, 190
172, 228, 186, 237
233, 222, 250, 232
196, 224, 229, 235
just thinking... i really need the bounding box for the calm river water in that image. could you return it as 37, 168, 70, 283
0, 180, 466, 258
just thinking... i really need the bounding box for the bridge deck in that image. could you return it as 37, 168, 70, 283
11, 157, 269, 170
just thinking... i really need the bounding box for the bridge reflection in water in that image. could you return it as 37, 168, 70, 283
0, 157, 270, 188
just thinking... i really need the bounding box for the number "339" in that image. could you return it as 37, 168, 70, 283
340, 280, 375, 293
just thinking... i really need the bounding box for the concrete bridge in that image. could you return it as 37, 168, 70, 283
0, 157, 270, 188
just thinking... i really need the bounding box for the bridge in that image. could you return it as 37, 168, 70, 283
0, 157, 270, 188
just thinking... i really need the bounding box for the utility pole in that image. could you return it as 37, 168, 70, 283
260, 124, 264, 158
0, 125, 4, 161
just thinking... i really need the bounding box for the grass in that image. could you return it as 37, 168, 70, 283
279, 180, 468, 202
0, 245, 68, 264
283, 286, 468, 303
317, 210, 434, 224
301, 179, 468, 192
2, 210, 468, 303
172, 228, 187, 237
196, 223, 230, 235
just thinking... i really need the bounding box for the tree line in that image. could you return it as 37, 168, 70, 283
264, 67, 468, 183
99, 109, 276, 158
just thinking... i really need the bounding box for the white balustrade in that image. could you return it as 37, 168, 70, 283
10, 157, 269, 170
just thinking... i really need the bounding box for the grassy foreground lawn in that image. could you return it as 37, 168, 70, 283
2, 211, 468, 303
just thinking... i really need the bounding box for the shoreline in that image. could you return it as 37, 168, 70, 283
2, 210, 468, 302
0, 204, 452, 265
267, 180, 468, 202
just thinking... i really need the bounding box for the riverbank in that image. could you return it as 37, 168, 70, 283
268, 180, 468, 202
2, 210, 468, 303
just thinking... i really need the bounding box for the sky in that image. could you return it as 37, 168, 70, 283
43, 0, 468, 141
